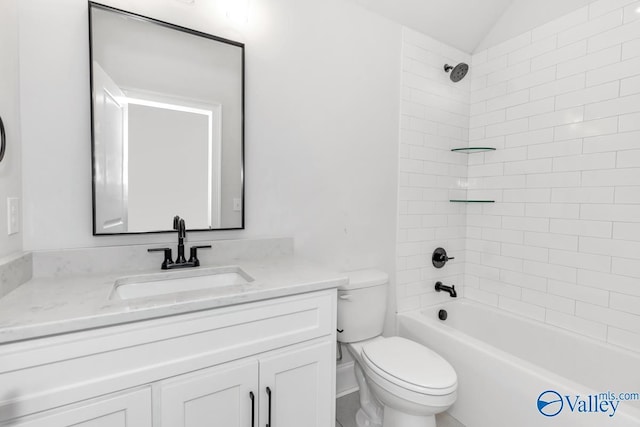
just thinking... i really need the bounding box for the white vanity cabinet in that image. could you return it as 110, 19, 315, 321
0, 289, 336, 427
159, 340, 333, 427
258, 341, 334, 427
160, 359, 258, 427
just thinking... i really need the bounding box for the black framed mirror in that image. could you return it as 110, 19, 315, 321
0, 115, 6, 163
89, 2, 244, 235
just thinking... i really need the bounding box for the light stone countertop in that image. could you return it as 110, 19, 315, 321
0, 256, 348, 344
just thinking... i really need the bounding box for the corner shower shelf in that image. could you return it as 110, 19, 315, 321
449, 200, 495, 203
450, 147, 497, 203
451, 147, 496, 153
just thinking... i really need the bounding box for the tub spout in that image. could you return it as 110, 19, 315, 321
435, 281, 457, 298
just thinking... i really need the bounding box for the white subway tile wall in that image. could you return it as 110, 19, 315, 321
466, 0, 640, 353
398, 2, 640, 354
397, 28, 471, 312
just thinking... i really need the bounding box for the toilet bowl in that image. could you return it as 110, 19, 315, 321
347, 337, 456, 427
338, 270, 457, 427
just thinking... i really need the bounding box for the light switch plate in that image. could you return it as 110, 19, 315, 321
7, 197, 20, 235
233, 198, 242, 212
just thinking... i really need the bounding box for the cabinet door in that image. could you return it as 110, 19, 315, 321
6, 388, 151, 427
259, 341, 334, 427
160, 359, 259, 427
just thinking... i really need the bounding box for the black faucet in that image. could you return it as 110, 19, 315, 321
435, 281, 457, 298
174, 216, 187, 264
148, 216, 212, 270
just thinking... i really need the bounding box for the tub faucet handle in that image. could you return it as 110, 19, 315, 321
432, 247, 454, 268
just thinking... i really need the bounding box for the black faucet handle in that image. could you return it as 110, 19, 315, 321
173, 215, 181, 230
148, 247, 174, 270
432, 247, 454, 268
188, 245, 212, 267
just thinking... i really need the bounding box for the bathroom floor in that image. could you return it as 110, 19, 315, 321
336, 392, 466, 427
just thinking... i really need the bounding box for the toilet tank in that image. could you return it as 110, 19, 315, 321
337, 269, 389, 343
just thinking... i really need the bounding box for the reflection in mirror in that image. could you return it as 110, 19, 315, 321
89, 2, 244, 234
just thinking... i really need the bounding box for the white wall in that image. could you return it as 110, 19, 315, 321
396, 28, 470, 312
18, 0, 401, 274
467, 1, 640, 353
349, 0, 513, 54
0, 0, 22, 258
475, 0, 594, 52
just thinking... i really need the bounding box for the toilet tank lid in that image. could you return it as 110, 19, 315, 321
339, 269, 389, 291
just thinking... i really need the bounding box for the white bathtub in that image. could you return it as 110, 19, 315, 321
398, 300, 640, 427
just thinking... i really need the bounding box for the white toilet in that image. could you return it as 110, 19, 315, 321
337, 270, 457, 427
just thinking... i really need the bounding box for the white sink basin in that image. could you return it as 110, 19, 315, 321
113, 266, 254, 300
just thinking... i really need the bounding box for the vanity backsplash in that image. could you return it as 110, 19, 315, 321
33, 238, 294, 278
0, 252, 32, 299
0, 238, 293, 286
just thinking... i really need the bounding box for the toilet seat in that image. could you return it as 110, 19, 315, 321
361, 337, 457, 396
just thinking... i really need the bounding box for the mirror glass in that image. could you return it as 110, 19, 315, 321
89, 3, 244, 234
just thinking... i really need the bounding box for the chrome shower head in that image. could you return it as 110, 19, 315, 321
444, 63, 469, 82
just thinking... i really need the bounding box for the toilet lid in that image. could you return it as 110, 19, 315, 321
362, 337, 456, 393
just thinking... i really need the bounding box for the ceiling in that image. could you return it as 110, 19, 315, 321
352, 0, 515, 53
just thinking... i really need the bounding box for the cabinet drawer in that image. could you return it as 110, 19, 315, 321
0, 387, 152, 427
0, 290, 336, 421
